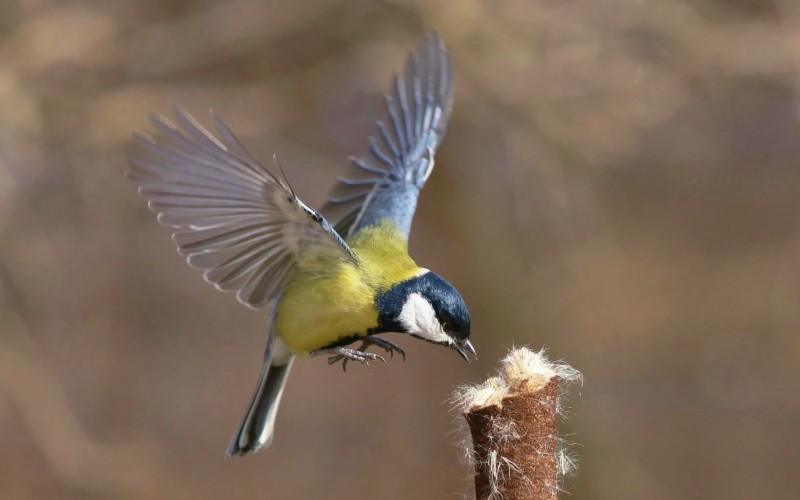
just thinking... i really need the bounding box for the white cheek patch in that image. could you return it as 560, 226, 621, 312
397, 292, 451, 344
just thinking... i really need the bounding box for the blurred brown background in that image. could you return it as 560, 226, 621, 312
2, 0, 800, 498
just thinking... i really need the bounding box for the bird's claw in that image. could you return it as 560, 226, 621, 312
312, 346, 386, 372
320, 336, 405, 371
365, 336, 406, 361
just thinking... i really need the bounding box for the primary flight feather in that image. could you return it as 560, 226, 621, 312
127, 32, 474, 457
325, 32, 454, 238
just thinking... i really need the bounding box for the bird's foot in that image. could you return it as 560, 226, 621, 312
311, 346, 386, 371
332, 336, 406, 371
361, 336, 406, 361
320, 337, 406, 371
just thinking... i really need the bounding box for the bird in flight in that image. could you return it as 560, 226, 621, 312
127, 32, 474, 457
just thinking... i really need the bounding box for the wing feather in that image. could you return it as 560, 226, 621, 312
323, 32, 454, 238
127, 109, 356, 309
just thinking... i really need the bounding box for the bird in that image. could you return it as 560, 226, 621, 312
126, 32, 474, 457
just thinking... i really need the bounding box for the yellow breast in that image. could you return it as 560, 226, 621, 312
275, 219, 422, 356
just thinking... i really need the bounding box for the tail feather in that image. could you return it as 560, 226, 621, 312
226, 354, 294, 457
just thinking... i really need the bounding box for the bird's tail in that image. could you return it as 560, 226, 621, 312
226, 337, 294, 457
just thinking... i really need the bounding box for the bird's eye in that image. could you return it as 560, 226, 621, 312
441, 321, 451, 331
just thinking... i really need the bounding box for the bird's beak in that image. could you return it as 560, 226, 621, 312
454, 339, 477, 363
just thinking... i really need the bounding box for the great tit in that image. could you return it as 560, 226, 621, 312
126, 32, 474, 457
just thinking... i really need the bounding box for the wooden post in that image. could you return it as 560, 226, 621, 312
454, 348, 581, 499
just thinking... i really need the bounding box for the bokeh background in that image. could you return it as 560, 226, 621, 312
2, 0, 800, 498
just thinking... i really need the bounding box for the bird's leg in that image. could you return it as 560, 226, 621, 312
311, 346, 386, 372
362, 336, 406, 361
322, 336, 406, 371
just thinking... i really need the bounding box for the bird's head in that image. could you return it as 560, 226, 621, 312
376, 270, 475, 362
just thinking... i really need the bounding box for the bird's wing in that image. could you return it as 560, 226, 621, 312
127, 108, 356, 309
323, 32, 454, 239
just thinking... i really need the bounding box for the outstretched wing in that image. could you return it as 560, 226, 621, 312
323, 32, 454, 239
127, 108, 356, 309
